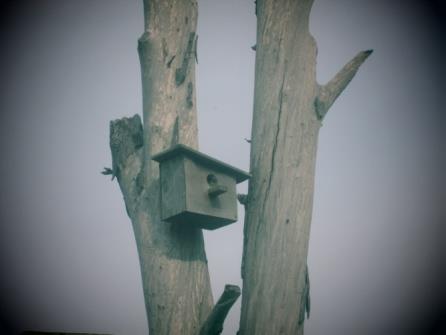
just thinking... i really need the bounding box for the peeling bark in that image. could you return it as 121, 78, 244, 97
239, 0, 371, 334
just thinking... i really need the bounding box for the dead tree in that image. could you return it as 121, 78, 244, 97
238, 1, 371, 334
103, 0, 371, 334
104, 1, 213, 334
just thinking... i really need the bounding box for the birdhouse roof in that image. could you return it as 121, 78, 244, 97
152, 144, 250, 183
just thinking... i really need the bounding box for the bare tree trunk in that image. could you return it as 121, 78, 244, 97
105, 1, 370, 334
239, 0, 371, 334
106, 1, 215, 334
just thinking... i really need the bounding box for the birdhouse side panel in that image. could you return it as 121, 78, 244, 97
159, 156, 187, 220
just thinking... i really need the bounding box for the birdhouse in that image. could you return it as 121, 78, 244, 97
152, 144, 250, 230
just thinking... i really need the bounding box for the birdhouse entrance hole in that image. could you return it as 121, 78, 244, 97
207, 174, 228, 197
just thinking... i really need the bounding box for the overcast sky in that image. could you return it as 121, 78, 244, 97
0, 1, 444, 334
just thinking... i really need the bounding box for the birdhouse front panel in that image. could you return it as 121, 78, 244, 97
152, 144, 250, 230
184, 158, 237, 229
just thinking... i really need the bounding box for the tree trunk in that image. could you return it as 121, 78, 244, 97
239, 0, 371, 334
105, 1, 370, 334
106, 1, 215, 334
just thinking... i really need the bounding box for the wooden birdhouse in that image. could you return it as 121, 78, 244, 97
152, 144, 250, 230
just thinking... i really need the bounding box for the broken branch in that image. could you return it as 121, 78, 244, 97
101, 167, 114, 180
107, 114, 144, 218
315, 49, 373, 119
199, 285, 241, 335
237, 194, 248, 207
109, 114, 144, 180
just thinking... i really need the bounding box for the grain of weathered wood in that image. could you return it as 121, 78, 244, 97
106, 1, 371, 334
107, 1, 214, 334
238, 0, 371, 334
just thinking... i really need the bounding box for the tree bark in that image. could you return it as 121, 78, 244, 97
239, 0, 371, 334
105, 1, 370, 334
107, 1, 215, 334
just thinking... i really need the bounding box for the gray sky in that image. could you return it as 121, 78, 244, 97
0, 0, 443, 334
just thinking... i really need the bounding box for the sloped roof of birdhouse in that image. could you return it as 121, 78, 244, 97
152, 144, 250, 183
